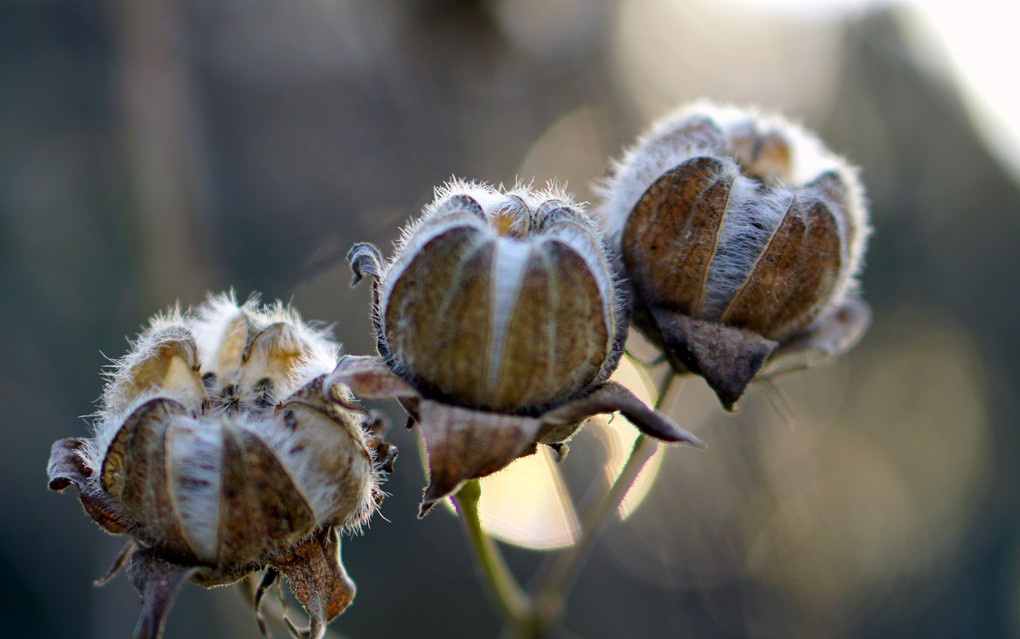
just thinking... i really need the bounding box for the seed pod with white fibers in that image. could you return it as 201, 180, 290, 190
46, 293, 396, 639
598, 103, 872, 409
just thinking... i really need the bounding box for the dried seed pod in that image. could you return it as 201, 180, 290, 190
377, 182, 624, 414
47, 293, 395, 639
344, 180, 701, 516
598, 103, 872, 409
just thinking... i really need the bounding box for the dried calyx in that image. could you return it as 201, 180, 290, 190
46, 293, 396, 639
598, 103, 872, 409
343, 179, 701, 516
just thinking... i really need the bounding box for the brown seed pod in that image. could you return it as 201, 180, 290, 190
47, 293, 395, 639
598, 103, 872, 409
377, 183, 623, 414
345, 180, 701, 516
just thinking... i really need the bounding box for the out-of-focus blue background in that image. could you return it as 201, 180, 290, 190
3, 0, 1019, 637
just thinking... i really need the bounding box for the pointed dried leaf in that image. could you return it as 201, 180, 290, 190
327, 355, 421, 401
541, 382, 703, 447
416, 400, 541, 516
269, 527, 356, 639
651, 306, 777, 410
760, 297, 872, 379
126, 547, 201, 639
95, 541, 136, 586
253, 569, 279, 637
47, 437, 129, 534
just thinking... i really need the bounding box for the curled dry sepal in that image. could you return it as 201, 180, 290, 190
46, 293, 397, 639
341, 179, 702, 517
598, 102, 873, 409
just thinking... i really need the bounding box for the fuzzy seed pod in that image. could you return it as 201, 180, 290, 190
377, 181, 625, 414
47, 293, 396, 639
598, 103, 872, 409
342, 180, 701, 516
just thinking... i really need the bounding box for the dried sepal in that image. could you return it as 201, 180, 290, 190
126, 547, 202, 639
329, 355, 699, 516
758, 297, 871, 380
538, 380, 703, 446
651, 310, 777, 410
47, 293, 393, 639
599, 102, 871, 408
266, 526, 356, 639
47, 437, 128, 534
348, 242, 385, 287
415, 401, 543, 516
118, 542, 257, 639
253, 570, 279, 636
96, 540, 136, 587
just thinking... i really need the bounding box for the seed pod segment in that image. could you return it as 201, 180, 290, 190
47, 293, 396, 639
599, 103, 872, 409
344, 180, 701, 516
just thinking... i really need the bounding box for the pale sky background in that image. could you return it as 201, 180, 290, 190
729, 0, 1020, 179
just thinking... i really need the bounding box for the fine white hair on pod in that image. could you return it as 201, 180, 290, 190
700, 177, 795, 320
48, 290, 395, 638
596, 105, 726, 241
597, 100, 871, 319
164, 414, 224, 563
596, 101, 872, 409
374, 178, 624, 414
83, 292, 353, 523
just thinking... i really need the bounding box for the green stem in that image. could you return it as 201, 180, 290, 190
453, 480, 533, 632
529, 371, 678, 635
652, 370, 678, 413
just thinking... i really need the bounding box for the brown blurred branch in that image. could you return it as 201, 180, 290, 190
114, 0, 218, 305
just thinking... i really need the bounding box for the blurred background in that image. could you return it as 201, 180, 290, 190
2, 0, 1019, 637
